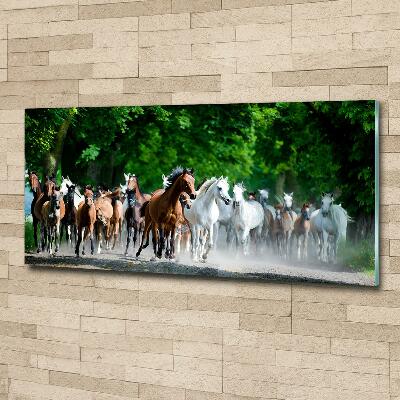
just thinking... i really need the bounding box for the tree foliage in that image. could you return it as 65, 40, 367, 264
25, 101, 375, 219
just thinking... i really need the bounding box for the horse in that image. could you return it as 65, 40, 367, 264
124, 188, 137, 255
28, 171, 42, 250
33, 176, 56, 252
174, 193, 192, 256
122, 174, 151, 251
293, 203, 311, 260
106, 187, 124, 250
60, 176, 83, 209
75, 186, 97, 256
41, 187, 65, 255
60, 182, 77, 247
231, 183, 264, 256
185, 177, 231, 261
94, 192, 113, 254
257, 189, 276, 248
310, 192, 351, 263
136, 167, 196, 260
272, 204, 285, 257
281, 192, 297, 258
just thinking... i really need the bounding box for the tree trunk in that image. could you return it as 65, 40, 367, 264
275, 173, 285, 197
44, 108, 77, 178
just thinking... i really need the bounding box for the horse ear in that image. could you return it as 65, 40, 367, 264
330, 192, 334, 198
321, 192, 325, 197
290, 192, 293, 197
283, 192, 287, 196
124, 173, 128, 181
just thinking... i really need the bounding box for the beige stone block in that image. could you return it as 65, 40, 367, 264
94, 274, 139, 290
80, 331, 172, 354
293, 0, 351, 20
93, 31, 137, 48
79, 0, 171, 20
50, 371, 139, 398
8, 64, 93, 81
8, 34, 93, 53
8, 51, 49, 67
331, 338, 389, 359
0, 80, 78, 96
293, 48, 392, 71
292, 318, 400, 342
139, 291, 187, 310
0, 0, 77, 11
381, 136, 400, 153
221, 72, 272, 93
81, 347, 173, 370
139, 58, 235, 77
330, 85, 388, 101
36, 92, 78, 108
37, 355, 80, 374
81, 316, 126, 334
0, 265, 7, 280
8, 293, 93, 315
391, 240, 400, 256
191, 5, 291, 28
171, 91, 220, 104
173, 340, 222, 360
0, 5, 77, 24
80, 361, 126, 381
292, 33, 352, 53
79, 79, 124, 95
0, 110, 24, 124
139, 44, 191, 62
389, 118, 400, 135
139, 383, 184, 400
49, 47, 137, 65
93, 62, 138, 78
274, 67, 387, 87
0, 348, 30, 366
223, 361, 275, 382
125, 365, 222, 392
79, 93, 171, 107
352, 0, 400, 15
276, 349, 388, 375
224, 344, 275, 365
36, 326, 80, 344
188, 293, 290, 316
239, 313, 291, 333
172, 0, 221, 13
236, 54, 292, 73
235, 22, 290, 41
223, 377, 276, 398
293, 301, 347, 321
355, 30, 400, 50
93, 302, 138, 320
389, 66, 400, 83
174, 356, 221, 377
124, 75, 221, 93
139, 26, 235, 47
139, 306, 239, 328
8, 365, 49, 385
139, 13, 190, 31
126, 320, 222, 344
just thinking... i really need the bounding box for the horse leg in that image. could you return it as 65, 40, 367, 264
97, 223, 103, 254
321, 230, 329, 263
136, 218, 152, 258
90, 226, 95, 255
157, 226, 165, 259
150, 224, 158, 261
75, 227, 82, 256
82, 227, 91, 255
125, 225, 131, 256
55, 221, 60, 253
170, 227, 176, 259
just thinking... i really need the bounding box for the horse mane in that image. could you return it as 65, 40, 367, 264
329, 204, 352, 239
196, 177, 217, 196
235, 182, 246, 191
164, 166, 194, 190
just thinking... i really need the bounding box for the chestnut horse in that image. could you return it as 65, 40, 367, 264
28, 171, 42, 250
136, 167, 196, 260
75, 186, 96, 256
94, 192, 113, 254
106, 188, 123, 250
293, 203, 311, 260
33, 176, 55, 252
41, 187, 65, 255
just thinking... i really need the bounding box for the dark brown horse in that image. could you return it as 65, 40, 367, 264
41, 186, 65, 255
60, 183, 77, 247
33, 176, 55, 252
75, 186, 96, 256
136, 167, 196, 260
28, 171, 42, 250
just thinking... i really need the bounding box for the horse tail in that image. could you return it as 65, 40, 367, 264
140, 201, 150, 218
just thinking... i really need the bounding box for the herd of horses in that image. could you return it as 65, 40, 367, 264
27, 167, 352, 265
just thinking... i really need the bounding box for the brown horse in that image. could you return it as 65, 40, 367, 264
33, 176, 55, 252
28, 171, 42, 250
105, 187, 123, 250
94, 191, 113, 254
60, 183, 77, 247
272, 203, 294, 259
174, 192, 192, 256
123, 175, 151, 255
136, 167, 196, 260
41, 187, 65, 255
75, 186, 97, 256
293, 203, 311, 260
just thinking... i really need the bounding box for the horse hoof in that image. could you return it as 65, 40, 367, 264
36, 248, 40, 253
91, 251, 94, 255
82, 251, 85, 255
150, 256, 156, 261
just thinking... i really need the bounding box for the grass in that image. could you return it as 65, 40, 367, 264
25, 217, 36, 252
338, 237, 375, 275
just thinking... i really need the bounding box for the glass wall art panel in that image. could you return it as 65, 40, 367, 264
24, 101, 379, 286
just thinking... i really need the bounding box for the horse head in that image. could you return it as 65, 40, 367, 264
275, 204, 283, 221
216, 177, 231, 205
233, 183, 246, 207
50, 188, 63, 218
84, 186, 94, 206
126, 189, 136, 208
283, 192, 294, 209
28, 171, 41, 194
179, 193, 192, 210
44, 176, 55, 198
181, 169, 196, 200
301, 203, 311, 221
321, 192, 334, 217
258, 189, 269, 206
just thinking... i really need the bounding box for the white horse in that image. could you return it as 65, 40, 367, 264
185, 177, 231, 262
60, 176, 82, 209
231, 183, 264, 256
310, 192, 351, 263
